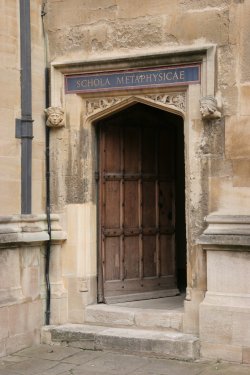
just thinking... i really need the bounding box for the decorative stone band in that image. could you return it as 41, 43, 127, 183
85, 92, 186, 118
0, 214, 67, 247
197, 214, 250, 248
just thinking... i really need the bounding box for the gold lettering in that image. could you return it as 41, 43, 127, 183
76, 80, 81, 88
158, 72, 163, 81
105, 78, 111, 86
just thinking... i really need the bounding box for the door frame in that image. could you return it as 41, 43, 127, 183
50, 46, 216, 330
96, 104, 183, 303
88, 95, 186, 303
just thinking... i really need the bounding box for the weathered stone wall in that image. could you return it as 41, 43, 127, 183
44, 0, 250, 216
0, 0, 46, 215
0, 215, 67, 357
0, 0, 53, 357
43, 0, 250, 323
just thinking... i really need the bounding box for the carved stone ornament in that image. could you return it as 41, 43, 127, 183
200, 96, 221, 120
146, 93, 186, 112
44, 106, 65, 128
85, 92, 186, 117
86, 98, 123, 116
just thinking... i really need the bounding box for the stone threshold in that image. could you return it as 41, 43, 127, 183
85, 302, 184, 332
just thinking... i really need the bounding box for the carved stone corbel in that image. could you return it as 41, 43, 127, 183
44, 106, 65, 128
200, 96, 221, 120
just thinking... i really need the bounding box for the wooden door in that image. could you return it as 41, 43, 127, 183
98, 104, 179, 303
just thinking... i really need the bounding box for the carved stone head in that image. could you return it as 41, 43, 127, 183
200, 96, 221, 120
44, 106, 65, 128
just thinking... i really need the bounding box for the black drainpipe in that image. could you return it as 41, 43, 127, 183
45, 67, 51, 325
41, 3, 52, 326
16, 0, 33, 214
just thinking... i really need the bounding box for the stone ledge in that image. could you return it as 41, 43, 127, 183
197, 214, 250, 249
0, 214, 67, 248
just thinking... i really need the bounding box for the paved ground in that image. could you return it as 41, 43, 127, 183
0, 345, 250, 375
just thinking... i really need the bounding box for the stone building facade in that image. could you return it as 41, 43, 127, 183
1, 0, 250, 363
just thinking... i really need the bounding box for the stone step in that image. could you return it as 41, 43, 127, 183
85, 304, 184, 332
42, 324, 200, 360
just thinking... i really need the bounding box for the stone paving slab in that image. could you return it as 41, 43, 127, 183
0, 344, 250, 375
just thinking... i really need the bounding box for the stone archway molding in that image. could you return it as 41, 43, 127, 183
84, 92, 186, 122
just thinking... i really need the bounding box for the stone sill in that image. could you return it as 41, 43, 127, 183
0, 214, 67, 248
197, 214, 250, 249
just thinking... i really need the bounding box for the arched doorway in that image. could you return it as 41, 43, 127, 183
96, 103, 186, 303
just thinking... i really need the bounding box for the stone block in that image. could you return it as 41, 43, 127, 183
0, 306, 9, 340
200, 304, 233, 345
225, 116, 250, 159
0, 339, 6, 357
207, 251, 250, 294
0, 180, 20, 215
85, 305, 135, 327
45, 324, 200, 360
8, 300, 42, 336
173, 8, 229, 45
96, 327, 199, 360
179, 0, 230, 11
201, 341, 242, 363
0, 249, 21, 291
240, 85, 250, 116
242, 347, 250, 364
110, 17, 164, 49
233, 159, 250, 187
5, 330, 40, 357
134, 310, 183, 331
0, 156, 20, 182
21, 267, 40, 300
118, 0, 176, 18
209, 176, 250, 214
240, 1, 250, 82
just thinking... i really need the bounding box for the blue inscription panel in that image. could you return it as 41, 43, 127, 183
65, 64, 200, 94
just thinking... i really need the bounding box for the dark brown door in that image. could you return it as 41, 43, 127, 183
98, 104, 179, 303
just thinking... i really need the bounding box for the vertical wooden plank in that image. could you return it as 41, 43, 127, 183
105, 123, 121, 172
142, 181, 156, 227
105, 181, 120, 228
143, 235, 156, 277
124, 236, 140, 279
124, 126, 140, 173
160, 235, 175, 276
124, 181, 139, 228
104, 237, 120, 281
159, 181, 173, 228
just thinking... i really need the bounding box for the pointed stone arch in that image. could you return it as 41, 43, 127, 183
85, 92, 186, 124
